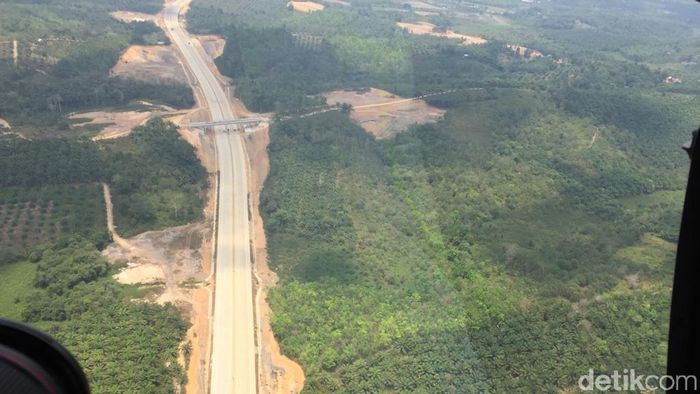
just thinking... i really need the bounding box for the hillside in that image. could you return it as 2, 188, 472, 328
191, 0, 696, 391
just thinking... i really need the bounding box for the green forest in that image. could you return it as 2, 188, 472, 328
0, 237, 189, 393
193, 0, 697, 391
0, 0, 698, 391
100, 119, 208, 236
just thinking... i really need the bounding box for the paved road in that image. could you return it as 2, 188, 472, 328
163, 2, 256, 393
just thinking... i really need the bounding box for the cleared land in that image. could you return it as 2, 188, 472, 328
325, 88, 445, 139
110, 10, 157, 23
287, 1, 325, 13
396, 21, 487, 45
111, 45, 187, 84
70, 109, 170, 140
507, 44, 544, 59
197, 35, 226, 59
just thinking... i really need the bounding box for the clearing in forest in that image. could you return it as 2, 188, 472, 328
110, 11, 157, 23
111, 45, 186, 84
71, 104, 177, 141
287, 1, 325, 12
325, 88, 445, 139
396, 21, 487, 45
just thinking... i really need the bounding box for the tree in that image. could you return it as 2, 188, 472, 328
46, 94, 63, 113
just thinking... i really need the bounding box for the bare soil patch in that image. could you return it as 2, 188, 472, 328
287, 1, 325, 12
0, 118, 10, 130
103, 220, 210, 305
325, 88, 445, 139
111, 45, 187, 84
196, 35, 226, 60
110, 10, 157, 23
70, 110, 160, 141
397, 21, 487, 45
244, 127, 305, 393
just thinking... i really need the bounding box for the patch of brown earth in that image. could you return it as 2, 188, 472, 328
111, 45, 187, 84
69, 110, 154, 141
196, 35, 226, 60
287, 1, 325, 12
397, 21, 487, 45
325, 88, 445, 139
244, 127, 305, 393
110, 10, 157, 23
507, 44, 543, 59
0, 118, 10, 130
103, 201, 215, 394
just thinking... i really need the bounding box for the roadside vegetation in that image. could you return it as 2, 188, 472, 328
193, 0, 696, 391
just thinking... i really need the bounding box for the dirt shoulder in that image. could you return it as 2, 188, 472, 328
244, 127, 306, 393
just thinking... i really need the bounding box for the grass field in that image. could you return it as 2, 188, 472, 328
0, 261, 36, 321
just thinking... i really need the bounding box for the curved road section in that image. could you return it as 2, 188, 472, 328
163, 2, 256, 393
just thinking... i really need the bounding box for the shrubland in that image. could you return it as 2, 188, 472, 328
191, 0, 695, 390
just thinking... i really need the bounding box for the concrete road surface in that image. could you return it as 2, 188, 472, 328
163, 2, 257, 393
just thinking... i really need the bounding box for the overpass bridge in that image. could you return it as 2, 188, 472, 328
187, 117, 270, 132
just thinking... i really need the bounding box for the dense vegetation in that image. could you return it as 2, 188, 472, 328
0, 0, 696, 391
215, 26, 357, 113
1, 237, 189, 393
262, 105, 679, 391
0, 120, 207, 250
101, 119, 208, 236
190, 0, 698, 391
0, 1, 207, 393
